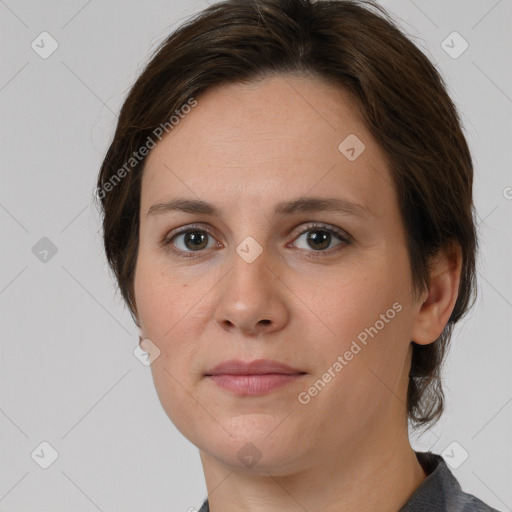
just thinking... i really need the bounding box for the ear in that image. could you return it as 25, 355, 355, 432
410, 241, 463, 345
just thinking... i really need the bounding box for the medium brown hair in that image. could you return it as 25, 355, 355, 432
96, 0, 477, 431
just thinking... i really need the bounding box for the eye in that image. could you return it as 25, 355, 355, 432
289, 222, 351, 255
161, 224, 221, 258
161, 222, 351, 259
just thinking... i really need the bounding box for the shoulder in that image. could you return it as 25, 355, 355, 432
399, 451, 502, 512
198, 498, 209, 512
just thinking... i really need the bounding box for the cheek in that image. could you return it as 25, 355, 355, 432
295, 261, 397, 340
296, 260, 411, 393
298, 310, 410, 438
135, 260, 204, 434
134, 255, 212, 379
134, 254, 191, 336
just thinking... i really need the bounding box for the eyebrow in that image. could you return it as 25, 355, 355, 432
147, 196, 372, 219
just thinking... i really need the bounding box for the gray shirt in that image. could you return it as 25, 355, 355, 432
197, 451, 501, 512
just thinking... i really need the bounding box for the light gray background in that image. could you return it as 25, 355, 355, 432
0, 0, 511, 511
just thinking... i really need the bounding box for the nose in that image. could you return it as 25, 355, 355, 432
213, 243, 289, 336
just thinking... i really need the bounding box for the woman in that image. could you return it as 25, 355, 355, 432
96, 0, 500, 510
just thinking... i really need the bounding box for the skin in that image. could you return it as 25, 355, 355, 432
133, 74, 462, 512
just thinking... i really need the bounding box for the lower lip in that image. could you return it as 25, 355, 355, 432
207, 373, 304, 395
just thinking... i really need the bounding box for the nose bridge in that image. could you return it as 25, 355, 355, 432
226, 235, 273, 305
213, 234, 288, 334
223, 200, 272, 285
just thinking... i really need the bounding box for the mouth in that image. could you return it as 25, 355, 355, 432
204, 359, 306, 395
205, 373, 306, 395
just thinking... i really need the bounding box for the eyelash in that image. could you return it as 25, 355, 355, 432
160, 222, 352, 259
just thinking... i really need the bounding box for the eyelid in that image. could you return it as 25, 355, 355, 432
288, 221, 352, 244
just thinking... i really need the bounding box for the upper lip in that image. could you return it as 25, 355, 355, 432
205, 359, 305, 376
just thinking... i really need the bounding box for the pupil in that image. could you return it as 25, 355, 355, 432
186, 231, 207, 250
308, 230, 330, 250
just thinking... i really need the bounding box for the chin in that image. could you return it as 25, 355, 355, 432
197, 427, 307, 475
204, 444, 302, 476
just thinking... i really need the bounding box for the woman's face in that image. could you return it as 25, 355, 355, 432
134, 74, 422, 473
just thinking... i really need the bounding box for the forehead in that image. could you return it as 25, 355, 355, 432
141, 74, 396, 219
